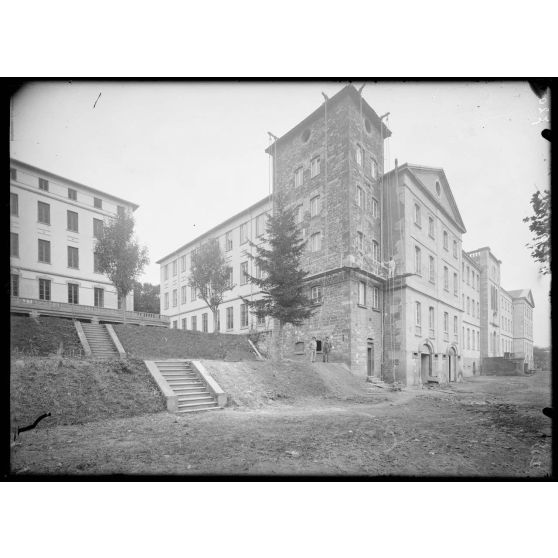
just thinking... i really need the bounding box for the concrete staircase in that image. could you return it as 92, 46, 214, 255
81, 323, 120, 359
153, 360, 220, 413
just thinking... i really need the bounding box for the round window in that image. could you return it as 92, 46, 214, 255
364, 118, 372, 133
435, 181, 441, 196
301, 129, 311, 143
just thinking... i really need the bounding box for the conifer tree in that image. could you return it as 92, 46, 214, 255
245, 192, 316, 359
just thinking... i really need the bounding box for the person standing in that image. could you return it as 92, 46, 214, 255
323, 337, 332, 362
309, 336, 317, 362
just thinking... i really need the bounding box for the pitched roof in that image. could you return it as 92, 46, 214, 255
385, 163, 467, 234
265, 84, 391, 153
507, 289, 535, 307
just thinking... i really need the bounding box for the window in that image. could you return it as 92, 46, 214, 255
294, 167, 304, 187
453, 240, 457, 258
11, 274, 19, 297
310, 156, 320, 178
182, 317, 187, 330
429, 256, 435, 283
39, 178, 49, 191
371, 197, 378, 218
94, 287, 104, 308
163, 264, 169, 282
310, 195, 320, 217
67, 210, 79, 232
94, 252, 102, 273
371, 287, 379, 309
10, 193, 18, 216
181, 285, 187, 304
170, 260, 176, 277
224, 231, 233, 252
240, 304, 248, 328
415, 302, 422, 326
240, 261, 249, 285
240, 222, 248, 244
414, 204, 421, 227
477, 301, 479, 316
443, 312, 449, 333
202, 313, 209, 332
466, 266, 470, 285
94, 197, 102, 209
68, 246, 79, 269
355, 185, 363, 208
428, 217, 434, 238
429, 307, 435, 330
164, 292, 169, 310
255, 263, 263, 280
415, 246, 421, 275
38, 239, 50, 263
191, 316, 197, 331
295, 204, 304, 224
180, 255, 187, 272
117, 205, 125, 217
171, 320, 177, 329
311, 285, 322, 303
443, 230, 448, 250
358, 281, 366, 306
356, 145, 364, 166
467, 297, 470, 315
226, 307, 233, 330
257, 314, 265, 326
172, 289, 177, 307
11, 168, 17, 180
190, 286, 196, 301
216, 311, 221, 331
357, 231, 364, 251
370, 158, 378, 179
38, 201, 50, 225
310, 232, 322, 252
227, 267, 234, 288
467, 329, 471, 350
68, 188, 77, 201
11, 232, 19, 257
256, 213, 267, 237
453, 272, 458, 296
93, 219, 104, 240
39, 278, 51, 301
453, 315, 458, 334
68, 283, 79, 304
372, 240, 379, 262
443, 266, 449, 291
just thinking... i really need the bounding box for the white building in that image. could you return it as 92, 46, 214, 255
157, 197, 271, 332
10, 159, 137, 312
500, 288, 514, 356
508, 289, 535, 368
461, 250, 481, 375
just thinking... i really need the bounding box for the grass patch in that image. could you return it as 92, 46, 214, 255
10, 356, 165, 429
113, 324, 257, 361
11, 315, 83, 357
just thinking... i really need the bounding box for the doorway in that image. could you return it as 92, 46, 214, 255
448, 347, 457, 382
367, 341, 374, 378
420, 344, 432, 383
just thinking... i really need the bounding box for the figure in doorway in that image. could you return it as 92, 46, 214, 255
323, 337, 333, 362
309, 336, 317, 362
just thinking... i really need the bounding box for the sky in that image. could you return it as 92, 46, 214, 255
10, 81, 551, 346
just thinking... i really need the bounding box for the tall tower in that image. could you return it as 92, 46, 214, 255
265, 85, 391, 377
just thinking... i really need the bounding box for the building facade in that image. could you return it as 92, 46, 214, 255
509, 289, 535, 368
10, 159, 136, 312
157, 84, 537, 383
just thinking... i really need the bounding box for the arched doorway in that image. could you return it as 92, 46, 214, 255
420, 342, 432, 383
448, 346, 457, 382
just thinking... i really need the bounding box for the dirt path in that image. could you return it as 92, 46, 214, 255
10, 372, 552, 477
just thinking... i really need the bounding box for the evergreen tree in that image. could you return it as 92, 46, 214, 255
245, 192, 316, 358
523, 189, 550, 275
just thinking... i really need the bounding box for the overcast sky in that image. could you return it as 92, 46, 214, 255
10, 81, 550, 346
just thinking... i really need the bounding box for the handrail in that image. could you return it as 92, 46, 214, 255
11, 296, 169, 324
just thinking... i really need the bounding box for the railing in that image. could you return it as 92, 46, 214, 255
11, 296, 169, 326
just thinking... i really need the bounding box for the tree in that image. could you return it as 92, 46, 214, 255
188, 238, 233, 332
133, 282, 160, 314
244, 192, 316, 359
95, 211, 149, 321
523, 189, 550, 275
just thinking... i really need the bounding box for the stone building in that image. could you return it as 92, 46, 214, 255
10, 159, 136, 312
461, 250, 481, 376
508, 289, 535, 368
382, 164, 467, 385
157, 84, 537, 382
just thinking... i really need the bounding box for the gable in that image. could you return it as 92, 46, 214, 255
407, 166, 466, 233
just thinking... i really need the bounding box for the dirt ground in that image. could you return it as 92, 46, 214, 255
10, 371, 552, 477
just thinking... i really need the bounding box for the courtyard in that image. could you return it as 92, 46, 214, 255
11, 370, 551, 477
